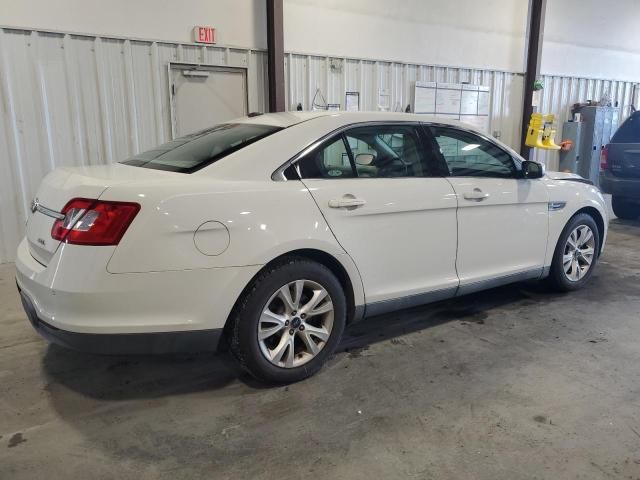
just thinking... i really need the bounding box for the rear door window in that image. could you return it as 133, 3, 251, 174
296, 124, 439, 179
121, 123, 282, 173
611, 113, 640, 143
345, 125, 433, 178
298, 137, 355, 179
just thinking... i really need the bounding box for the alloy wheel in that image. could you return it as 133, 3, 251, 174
257, 279, 334, 368
563, 225, 596, 282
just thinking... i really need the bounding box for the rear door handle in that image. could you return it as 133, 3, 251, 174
328, 195, 367, 209
463, 188, 490, 202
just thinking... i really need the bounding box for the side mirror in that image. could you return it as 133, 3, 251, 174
355, 153, 375, 166
522, 160, 545, 179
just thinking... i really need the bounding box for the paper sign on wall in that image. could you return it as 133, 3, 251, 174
378, 89, 391, 111
345, 91, 360, 111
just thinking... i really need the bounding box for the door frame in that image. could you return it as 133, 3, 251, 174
167, 62, 249, 139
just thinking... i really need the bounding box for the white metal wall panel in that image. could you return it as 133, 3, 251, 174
285, 53, 640, 173
0, 27, 268, 263
534, 75, 639, 169
285, 53, 525, 154
2, 26, 638, 264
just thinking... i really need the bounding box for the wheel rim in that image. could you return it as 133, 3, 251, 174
257, 279, 334, 368
563, 225, 596, 282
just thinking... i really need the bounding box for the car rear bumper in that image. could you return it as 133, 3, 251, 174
599, 171, 640, 201
18, 284, 223, 354
14, 237, 261, 352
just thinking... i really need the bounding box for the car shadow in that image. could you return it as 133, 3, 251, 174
610, 218, 640, 229
40, 279, 555, 401
340, 280, 550, 352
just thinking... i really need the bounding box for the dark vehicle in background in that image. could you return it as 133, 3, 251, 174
600, 111, 640, 219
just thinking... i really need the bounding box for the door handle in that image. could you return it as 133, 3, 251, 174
463, 188, 490, 202
328, 195, 367, 209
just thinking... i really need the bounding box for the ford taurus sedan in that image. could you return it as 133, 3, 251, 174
16, 112, 608, 383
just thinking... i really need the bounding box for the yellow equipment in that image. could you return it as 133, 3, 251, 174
525, 113, 561, 150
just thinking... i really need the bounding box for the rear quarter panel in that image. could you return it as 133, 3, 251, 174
104, 179, 346, 272
102, 178, 365, 307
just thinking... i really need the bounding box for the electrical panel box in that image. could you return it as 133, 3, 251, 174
572, 106, 619, 185
559, 121, 581, 172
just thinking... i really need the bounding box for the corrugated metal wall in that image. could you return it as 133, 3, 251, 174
284, 53, 525, 152
1, 26, 638, 264
0, 26, 268, 263
534, 75, 639, 169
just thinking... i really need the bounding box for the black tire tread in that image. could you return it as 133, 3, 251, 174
228, 256, 345, 384
612, 196, 640, 220
547, 213, 600, 292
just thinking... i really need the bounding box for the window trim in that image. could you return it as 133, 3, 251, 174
425, 123, 523, 179
294, 133, 358, 180
272, 121, 437, 181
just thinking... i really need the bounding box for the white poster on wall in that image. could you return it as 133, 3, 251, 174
435, 85, 462, 114
413, 81, 491, 134
460, 85, 479, 115
478, 87, 490, 115
414, 81, 436, 114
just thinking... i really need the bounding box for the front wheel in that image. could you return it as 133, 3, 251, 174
230, 258, 346, 384
612, 196, 640, 220
547, 213, 600, 292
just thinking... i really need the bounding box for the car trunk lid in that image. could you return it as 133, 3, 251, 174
26, 164, 167, 266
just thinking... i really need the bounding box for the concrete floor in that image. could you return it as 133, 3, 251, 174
2, 220, 640, 480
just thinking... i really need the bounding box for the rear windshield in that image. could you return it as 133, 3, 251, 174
120, 123, 282, 173
611, 112, 640, 144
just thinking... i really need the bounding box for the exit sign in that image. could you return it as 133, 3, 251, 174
193, 26, 216, 44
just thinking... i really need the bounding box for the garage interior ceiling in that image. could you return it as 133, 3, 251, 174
0, 25, 638, 264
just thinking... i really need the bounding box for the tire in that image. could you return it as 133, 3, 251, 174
612, 196, 640, 220
547, 213, 600, 292
230, 257, 346, 384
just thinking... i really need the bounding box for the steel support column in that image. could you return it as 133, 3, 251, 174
520, 0, 547, 158
266, 0, 285, 112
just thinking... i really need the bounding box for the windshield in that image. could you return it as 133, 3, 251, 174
120, 123, 282, 173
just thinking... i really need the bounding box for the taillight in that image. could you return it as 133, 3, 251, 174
600, 145, 609, 171
51, 198, 140, 246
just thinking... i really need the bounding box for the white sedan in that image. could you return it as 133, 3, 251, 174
16, 112, 608, 383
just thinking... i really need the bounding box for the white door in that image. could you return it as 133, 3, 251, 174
170, 65, 247, 137
430, 126, 549, 293
297, 123, 459, 311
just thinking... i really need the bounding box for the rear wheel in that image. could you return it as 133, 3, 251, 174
547, 213, 600, 292
230, 257, 346, 384
612, 196, 640, 220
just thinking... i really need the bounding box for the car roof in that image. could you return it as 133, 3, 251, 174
230, 110, 485, 133
231, 111, 333, 128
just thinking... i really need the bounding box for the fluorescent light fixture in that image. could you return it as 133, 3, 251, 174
461, 144, 480, 151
